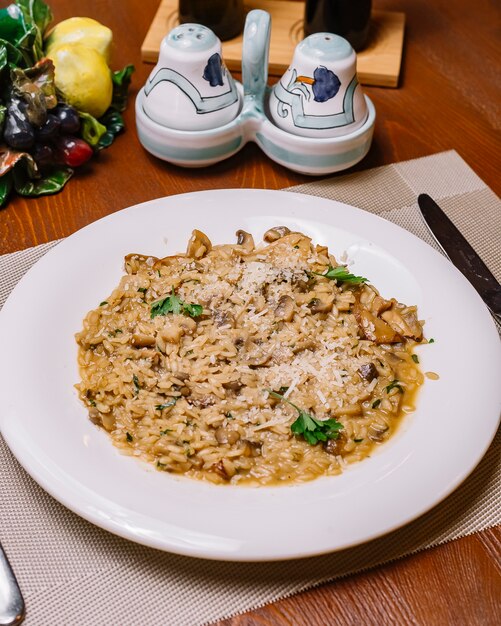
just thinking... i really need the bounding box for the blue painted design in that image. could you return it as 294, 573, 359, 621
311, 67, 341, 102
274, 73, 359, 130
144, 68, 238, 113
255, 132, 372, 168
203, 53, 224, 87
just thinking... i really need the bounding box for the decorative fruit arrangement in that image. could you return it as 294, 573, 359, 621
0, 1, 134, 207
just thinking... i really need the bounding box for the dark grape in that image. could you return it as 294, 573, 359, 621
32, 143, 55, 168
53, 136, 93, 167
3, 97, 35, 151
35, 114, 61, 142
54, 104, 81, 134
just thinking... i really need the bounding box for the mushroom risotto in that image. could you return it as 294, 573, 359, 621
76, 227, 425, 485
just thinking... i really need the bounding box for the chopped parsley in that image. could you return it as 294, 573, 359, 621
89, 400, 96, 407
137, 287, 147, 294
155, 399, 177, 411
160, 428, 172, 435
354, 438, 364, 443
133, 374, 140, 393
99, 301, 108, 306
267, 390, 343, 445
372, 399, 381, 409
150, 288, 203, 319
385, 379, 404, 394
126, 432, 133, 442
428, 338, 435, 344
157, 461, 167, 469
225, 412, 234, 419
411, 354, 419, 364
313, 265, 368, 284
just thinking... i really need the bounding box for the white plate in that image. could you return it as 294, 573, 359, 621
1, 190, 500, 561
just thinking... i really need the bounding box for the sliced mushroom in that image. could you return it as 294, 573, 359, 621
131, 333, 156, 348
291, 339, 317, 354
240, 439, 262, 457
212, 309, 235, 328
213, 458, 236, 480
371, 295, 392, 317
124, 253, 159, 275
308, 296, 334, 314
263, 225, 291, 242
359, 309, 400, 344
358, 362, 378, 382
186, 229, 212, 258
222, 380, 244, 392
244, 349, 272, 368
235, 230, 255, 253
190, 394, 217, 408
215, 426, 240, 445
324, 438, 342, 455
274, 295, 294, 322
381, 306, 423, 341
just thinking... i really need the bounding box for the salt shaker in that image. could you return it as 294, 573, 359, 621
268, 32, 368, 139
142, 23, 240, 131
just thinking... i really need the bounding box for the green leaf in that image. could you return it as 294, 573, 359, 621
0, 172, 13, 207
372, 399, 381, 409
79, 111, 107, 147
385, 379, 404, 394
151, 289, 202, 319
314, 265, 368, 284
411, 354, 419, 364
110, 64, 134, 112
126, 432, 133, 442
269, 389, 344, 446
133, 374, 140, 392
97, 110, 125, 149
155, 400, 177, 411
0, 43, 8, 72
0, 3, 41, 67
16, 0, 53, 62
183, 302, 203, 317
13, 165, 73, 196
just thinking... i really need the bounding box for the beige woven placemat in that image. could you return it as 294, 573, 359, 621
1, 150, 500, 626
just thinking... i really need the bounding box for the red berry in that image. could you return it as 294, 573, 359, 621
54, 136, 93, 167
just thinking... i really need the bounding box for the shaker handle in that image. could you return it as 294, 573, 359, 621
241, 9, 271, 106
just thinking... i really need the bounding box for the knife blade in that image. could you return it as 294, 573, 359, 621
417, 193, 501, 321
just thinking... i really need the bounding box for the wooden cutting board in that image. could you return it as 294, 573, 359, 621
141, 0, 405, 87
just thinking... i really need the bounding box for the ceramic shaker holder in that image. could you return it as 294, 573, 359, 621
135, 10, 375, 176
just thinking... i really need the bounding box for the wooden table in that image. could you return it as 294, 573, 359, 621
1, 0, 500, 623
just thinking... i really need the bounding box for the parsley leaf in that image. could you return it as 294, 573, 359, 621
268, 390, 343, 445
313, 265, 368, 284
150, 288, 202, 319
385, 379, 404, 394
428, 338, 435, 344
160, 428, 172, 435
133, 374, 140, 393
126, 432, 133, 442
99, 301, 108, 306
137, 287, 147, 294
372, 399, 381, 409
411, 354, 419, 364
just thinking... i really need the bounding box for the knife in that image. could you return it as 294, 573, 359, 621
417, 193, 501, 322
0, 544, 24, 625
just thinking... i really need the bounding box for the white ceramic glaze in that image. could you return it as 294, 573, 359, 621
1, 190, 500, 561
135, 10, 376, 175
142, 23, 240, 131
269, 33, 368, 138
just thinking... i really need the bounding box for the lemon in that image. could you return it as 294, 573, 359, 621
45, 17, 113, 62
50, 43, 113, 118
